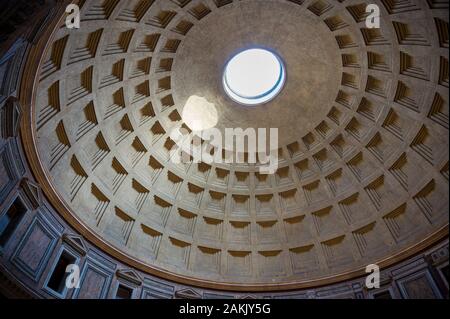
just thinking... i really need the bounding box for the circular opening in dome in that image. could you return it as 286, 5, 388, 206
223, 48, 286, 105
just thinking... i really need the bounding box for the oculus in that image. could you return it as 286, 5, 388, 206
223, 48, 286, 105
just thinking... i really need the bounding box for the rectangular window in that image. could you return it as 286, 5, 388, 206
373, 290, 392, 299
440, 264, 449, 286
0, 198, 26, 247
46, 251, 77, 295
116, 285, 133, 299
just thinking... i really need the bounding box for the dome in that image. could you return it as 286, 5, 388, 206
0, 0, 448, 297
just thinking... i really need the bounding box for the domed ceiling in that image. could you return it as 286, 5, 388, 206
24, 0, 448, 290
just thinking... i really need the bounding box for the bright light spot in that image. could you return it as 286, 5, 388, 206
182, 95, 218, 131
223, 48, 285, 105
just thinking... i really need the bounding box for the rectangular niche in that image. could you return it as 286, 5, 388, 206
258, 250, 285, 277
112, 114, 133, 145
36, 81, 60, 130
159, 237, 191, 268
127, 137, 148, 168
275, 166, 294, 186
321, 235, 354, 268
102, 88, 125, 120
66, 66, 93, 105
226, 250, 252, 276
256, 220, 280, 244
289, 244, 319, 276
330, 134, 356, 159
134, 224, 162, 259
0, 144, 20, 202
0, 197, 27, 248
83, 158, 114, 199
370, 289, 394, 299
364, 175, 404, 212
231, 195, 250, 216
413, 179, 449, 223
338, 192, 373, 225
283, 215, 312, 243
115, 284, 134, 299
194, 246, 221, 274
148, 156, 164, 183
233, 171, 250, 190
227, 221, 251, 244
130, 179, 149, 213
11, 214, 59, 282
157, 171, 183, 199
255, 172, 271, 189
365, 132, 396, 164
80, 183, 110, 227
87, 132, 110, 170
44, 247, 79, 298
352, 222, 387, 258
211, 168, 229, 187
147, 196, 172, 226
324, 168, 353, 196
180, 183, 204, 208
197, 217, 223, 241
255, 194, 276, 217
389, 153, 427, 192
397, 270, 442, 299
173, 150, 193, 173
149, 121, 166, 145
206, 191, 226, 213
302, 180, 330, 205
279, 189, 300, 212
346, 151, 378, 183
168, 208, 197, 236
286, 141, 302, 158
49, 121, 71, 170
140, 278, 174, 299
311, 206, 344, 237
382, 203, 420, 243
104, 207, 135, 246
294, 159, 316, 181
191, 163, 211, 182
72, 256, 114, 299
